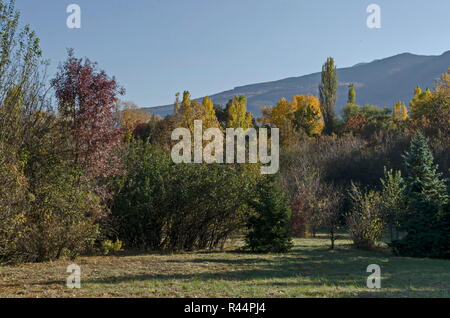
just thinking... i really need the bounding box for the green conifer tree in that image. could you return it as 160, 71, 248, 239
403, 133, 448, 209
391, 133, 449, 258
246, 175, 293, 253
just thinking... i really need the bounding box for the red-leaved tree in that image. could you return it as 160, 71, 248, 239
51, 49, 125, 179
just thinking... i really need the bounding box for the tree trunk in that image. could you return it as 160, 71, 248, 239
330, 230, 335, 250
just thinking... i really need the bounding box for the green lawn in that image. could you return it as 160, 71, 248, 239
0, 237, 449, 298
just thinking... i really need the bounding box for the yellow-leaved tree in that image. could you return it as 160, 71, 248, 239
202, 96, 221, 129
436, 67, 450, 93
259, 94, 324, 145
226, 96, 253, 129
175, 91, 222, 133
291, 94, 324, 136
408, 69, 450, 137
118, 100, 154, 140
393, 101, 408, 121
409, 86, 433, 120
401, 103, 409, 121
260, 98, 296, 145
260, 98, 294, 127
177, 92, 199, 130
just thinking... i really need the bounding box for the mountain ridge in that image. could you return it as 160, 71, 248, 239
145, 51, 450, 118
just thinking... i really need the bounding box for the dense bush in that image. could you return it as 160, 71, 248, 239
25, 166, 101, 262
289, 167, 323, 237
281, 133, 407, 238
0, 0, 117, 263
346, 183, 384, 250
0, 146, 101, 263
380, 168, 406, 242
0, 148, 28, 263
112, 141, 260, 251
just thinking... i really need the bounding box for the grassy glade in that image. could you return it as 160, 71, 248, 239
1, 238, 449, 298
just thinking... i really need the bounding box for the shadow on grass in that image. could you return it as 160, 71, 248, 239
76, 245, 450, 297
9, 240, 448, 297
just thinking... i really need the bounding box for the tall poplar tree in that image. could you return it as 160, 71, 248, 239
393, 101, 409, 122
401, 103, 409, 120
319, 57, 338, 135
348, 83, 356, 104
201, 96, 220, 128
174, 92, 180, 114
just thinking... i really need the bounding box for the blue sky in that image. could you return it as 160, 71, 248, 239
15, 0, 450, 107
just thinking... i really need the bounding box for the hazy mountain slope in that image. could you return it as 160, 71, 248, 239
145, 51, 450, 118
